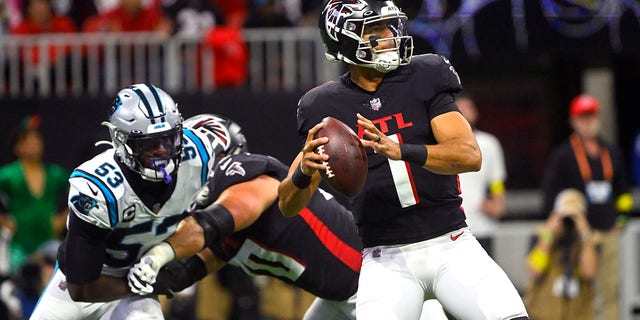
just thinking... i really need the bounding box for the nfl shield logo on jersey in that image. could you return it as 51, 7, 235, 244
369, 98, 382, 111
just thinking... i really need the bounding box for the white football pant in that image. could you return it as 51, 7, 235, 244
29, 268, 163, 320
356, 227, 528, 320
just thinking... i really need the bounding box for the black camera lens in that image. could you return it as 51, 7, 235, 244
562, 216, 575, 230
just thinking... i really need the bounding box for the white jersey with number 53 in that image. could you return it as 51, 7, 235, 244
67, 127, 215, 277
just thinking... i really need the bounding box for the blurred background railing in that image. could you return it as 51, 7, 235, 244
0, 28, 341, 97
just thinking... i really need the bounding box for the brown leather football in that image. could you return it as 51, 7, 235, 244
314, 116, 367, 198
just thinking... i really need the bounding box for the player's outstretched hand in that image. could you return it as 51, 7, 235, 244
128, 257, 157, 295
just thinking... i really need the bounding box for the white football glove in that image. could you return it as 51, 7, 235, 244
127, 242, 176, 295
128, 256, 157, 295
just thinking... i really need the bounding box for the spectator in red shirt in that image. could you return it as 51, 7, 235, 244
11, 0, 76, 34
10, 0, 77, 64
82, 0, 171, 35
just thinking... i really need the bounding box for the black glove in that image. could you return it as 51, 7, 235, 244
152, 261, 188, 298
152, 256, 208, 298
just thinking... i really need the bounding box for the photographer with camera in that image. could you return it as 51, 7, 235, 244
524, 188, 600, 320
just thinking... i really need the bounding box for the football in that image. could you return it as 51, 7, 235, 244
314, 117, 367, 198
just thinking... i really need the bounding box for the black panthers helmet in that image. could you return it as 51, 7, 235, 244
319, 0, 413, 72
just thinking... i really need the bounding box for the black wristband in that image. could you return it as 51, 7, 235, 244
400, 144, 428, 166
185, 255, 208, 283
291, 165, 311, 189
190, 203, 235, 248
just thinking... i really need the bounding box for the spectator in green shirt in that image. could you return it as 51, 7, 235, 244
0, 115, 69, 272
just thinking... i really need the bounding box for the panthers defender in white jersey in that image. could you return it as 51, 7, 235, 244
29, 84, 218, 320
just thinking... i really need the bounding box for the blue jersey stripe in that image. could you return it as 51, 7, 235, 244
184, 128, 210, 185
132, 87, 156, 124
70, 169, 119, 226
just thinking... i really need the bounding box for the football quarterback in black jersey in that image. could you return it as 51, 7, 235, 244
277, 0, 529, 319
128, 114, 362, 319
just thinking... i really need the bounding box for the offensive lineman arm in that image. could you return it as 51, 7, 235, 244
357, 112, 481, 174
150, 248, 228, 296
129, 175, 279, 294
278, 122, 327, 217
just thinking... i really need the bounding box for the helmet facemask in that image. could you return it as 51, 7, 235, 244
124, 126, 183, 183
353, 16, 413, 72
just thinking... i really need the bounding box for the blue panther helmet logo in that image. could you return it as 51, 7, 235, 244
110, 95, 122, 117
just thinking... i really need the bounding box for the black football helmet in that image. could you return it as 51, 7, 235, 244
319, 0, 413, 72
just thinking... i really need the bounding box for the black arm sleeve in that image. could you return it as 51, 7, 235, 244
190, 203, 235, 249
58, 213, 110, 284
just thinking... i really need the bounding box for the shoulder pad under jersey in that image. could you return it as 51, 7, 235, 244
68, 150, 123, 229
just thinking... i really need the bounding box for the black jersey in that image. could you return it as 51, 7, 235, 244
541, 138, 631, 230
206, 153, 361, 301
297, 54, 467, 247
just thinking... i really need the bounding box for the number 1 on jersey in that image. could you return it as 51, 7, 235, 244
387, 134, 419, 208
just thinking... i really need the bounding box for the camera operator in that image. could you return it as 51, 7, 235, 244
524, 188, 600, 320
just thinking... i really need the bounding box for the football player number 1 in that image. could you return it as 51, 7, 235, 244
387, 134, 419, 208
